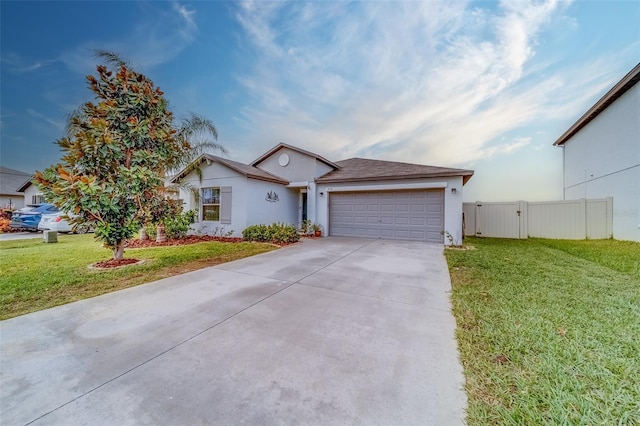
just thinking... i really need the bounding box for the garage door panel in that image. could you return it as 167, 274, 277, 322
366, 229, 381, 237
395, 229, 409, 238
395, 217, 409, 225
329, 190, 444, 243
378, 229, 393, 238
410, 217, 426, 226
427, 231, 442, 240
366, 216, 379, 224
353, 216, 365, 224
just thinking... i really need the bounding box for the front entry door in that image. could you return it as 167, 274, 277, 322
301, 191, 308, 225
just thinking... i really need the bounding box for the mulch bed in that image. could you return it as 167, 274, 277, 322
126, 235, 244, 249
92, 236, 243, 269
92, 234, 312, 269
92, 258, 144, 269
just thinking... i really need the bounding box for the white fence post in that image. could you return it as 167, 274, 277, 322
518, 200, 528, 239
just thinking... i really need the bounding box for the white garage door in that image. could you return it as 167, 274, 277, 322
329, 190, 444, 243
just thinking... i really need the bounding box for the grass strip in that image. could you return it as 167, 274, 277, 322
0, 234, 277, 320
445, 237, 640, 425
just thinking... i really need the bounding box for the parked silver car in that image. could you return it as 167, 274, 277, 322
38, 213, 91, 234
10, 204, 60, 231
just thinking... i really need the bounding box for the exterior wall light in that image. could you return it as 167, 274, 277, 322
451, 188, 457, 194
319, 192, 324, 196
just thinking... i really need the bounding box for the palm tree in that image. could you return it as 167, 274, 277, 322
152, 113, 226, 243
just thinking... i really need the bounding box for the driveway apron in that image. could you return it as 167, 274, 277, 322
1, 237, 467, 425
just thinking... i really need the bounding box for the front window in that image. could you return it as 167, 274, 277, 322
32, 195, 45, 204
202, 187, 220, 221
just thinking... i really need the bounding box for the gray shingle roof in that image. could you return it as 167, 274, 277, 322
315, 158, 474, 184
171, 154, 288, 184
0, 166, 32, 195
171, 147, 475, 186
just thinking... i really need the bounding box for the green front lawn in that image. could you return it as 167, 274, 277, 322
445, 238, 640, 425
0, 234, 277, 320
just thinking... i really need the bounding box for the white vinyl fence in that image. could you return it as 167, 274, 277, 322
464, 198, 613, 240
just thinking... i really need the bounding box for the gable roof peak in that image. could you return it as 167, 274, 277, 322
170, 153, 288, 185
251, 142, 340, 169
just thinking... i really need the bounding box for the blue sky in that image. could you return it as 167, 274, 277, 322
1, 0, 638, 201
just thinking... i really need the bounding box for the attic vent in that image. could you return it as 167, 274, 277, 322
278, 153, 290, 167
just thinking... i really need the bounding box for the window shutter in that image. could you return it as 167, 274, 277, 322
220, 186, 232, 224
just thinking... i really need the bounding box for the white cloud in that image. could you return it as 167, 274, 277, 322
26, 109, 65, 131
1, 53, 56, 74
230, 0, 636, 168
58, 2, 198, 75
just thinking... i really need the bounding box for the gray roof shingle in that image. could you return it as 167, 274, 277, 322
0, 166, 32, 195
315, 158, 474, 184
171, 154, 288, 184
171, 145, 474, 186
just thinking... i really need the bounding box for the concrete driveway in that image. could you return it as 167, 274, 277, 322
1, 237, 467, 425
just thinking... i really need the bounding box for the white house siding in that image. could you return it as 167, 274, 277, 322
22, 184, 44, 206
316, 176, 465, 245
1, 195, 25, 210
562, 83, 640, 242
245, 180, 298, 227
565, 168, 639, 241
178, 164, 249, 237
256, 147, 334, 181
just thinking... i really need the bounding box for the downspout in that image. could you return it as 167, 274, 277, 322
561, 145, 566, 201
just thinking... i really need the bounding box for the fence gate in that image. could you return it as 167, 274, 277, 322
474, 201, 526, 239
464, 198, 612, 240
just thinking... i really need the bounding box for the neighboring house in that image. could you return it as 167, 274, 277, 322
0, 166, 32, 209
553, 63, 640, 242
16, 177, 45, 207
173, 143, 474, 244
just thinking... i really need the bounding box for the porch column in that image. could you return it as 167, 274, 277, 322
307, 181, 317, 223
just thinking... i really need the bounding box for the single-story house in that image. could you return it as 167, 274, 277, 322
173, 143, 474, 244
15, 176, 45, 207
553, 62, 640, 242
0, 166, 33, 210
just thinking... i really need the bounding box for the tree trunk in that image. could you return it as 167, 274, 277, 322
139, 227, 148, 241
113, 240, 126, 260
156, 223, 167, 243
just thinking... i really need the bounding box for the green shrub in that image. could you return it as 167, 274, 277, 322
144, 210, 196, 240
164, 209, 196, 239
242, 223, 299, 244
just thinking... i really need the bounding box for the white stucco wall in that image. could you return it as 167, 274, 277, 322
1, 195, 25, 210
22, 184, 43, 206
561, 83, 640, 241
255, 147, 335, 181
178, 163, 249, 237
178, 162, 300, 236
245, 181, 298, 227
315, 176, 465, 245
565, 166, 639, 242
